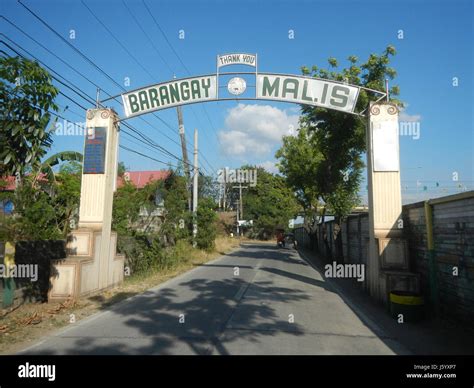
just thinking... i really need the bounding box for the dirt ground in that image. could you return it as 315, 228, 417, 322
0, 236, 242, 355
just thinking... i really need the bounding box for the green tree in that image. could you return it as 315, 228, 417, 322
32, 151, 83, 188
275, 126, 322, 246
196, 197, 217, 251
242, 166, 300, 239
278, 46, 402, 259
1, 157, 82, 241
0, 56, 59, 178
117, 161, 127, 177
112, 181, 144, 235
11, 176, 62, 241
161, 171, 191, 245
54, 162, 82, 235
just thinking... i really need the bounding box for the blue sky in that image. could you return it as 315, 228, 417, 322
2, 0, 473, 204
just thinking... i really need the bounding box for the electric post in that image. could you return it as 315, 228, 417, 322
176, 104, 191, 211
192, 128, 199, 247
233, 183, 248, 237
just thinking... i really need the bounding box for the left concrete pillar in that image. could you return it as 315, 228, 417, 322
49, 108, 124, 301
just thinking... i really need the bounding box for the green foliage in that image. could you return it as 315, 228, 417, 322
198, 174, 219, 202
113, 168, 221, 274
0, 154, 82, 242
196, 197, 217, 251
0, 56, 59, 177
242, 167, 300, 238
279, 45, 402, 221
160, 171, 191, 244
117, 161, 127, 177
275, 127, 322, 224
11, 177, 62, 241
36, 151, 83, 185
112, 181, 145, 235
54, 165, 82, 235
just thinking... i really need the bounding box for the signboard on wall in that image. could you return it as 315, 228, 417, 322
83, 127, 107, 174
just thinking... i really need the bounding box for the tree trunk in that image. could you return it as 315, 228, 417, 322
321, 207, 332, 260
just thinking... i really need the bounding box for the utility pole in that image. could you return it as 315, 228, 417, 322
177, 105, 191, 210
192, 128, 198, 246
175, 75, 191, 210
235, 199, 240, 236
233, 183, 248, 236
223, 182, 226, 211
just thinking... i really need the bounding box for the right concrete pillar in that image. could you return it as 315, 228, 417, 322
366, 102, 410, 302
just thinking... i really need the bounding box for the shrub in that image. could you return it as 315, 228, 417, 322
196, 197, 217, 251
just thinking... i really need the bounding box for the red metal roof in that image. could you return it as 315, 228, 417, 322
0, 174, 49, 191
1, 171, 171, 191
117, 170, 171, 189
0, 176, 16, 191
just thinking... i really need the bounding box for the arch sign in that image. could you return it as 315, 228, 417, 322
120, 53, 371, 119
60, 52, 402, 308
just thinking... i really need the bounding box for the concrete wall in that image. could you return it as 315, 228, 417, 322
0, 240, 66, 307
295, 191, 474, 325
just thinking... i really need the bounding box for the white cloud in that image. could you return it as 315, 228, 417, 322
218, 104, 299, 157
399, 110, 421, 122
257, 160, 280, 174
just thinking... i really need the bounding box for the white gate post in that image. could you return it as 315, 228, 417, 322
366, 102, 408, 302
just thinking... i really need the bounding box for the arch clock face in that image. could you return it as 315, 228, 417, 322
227, 77, 247, 95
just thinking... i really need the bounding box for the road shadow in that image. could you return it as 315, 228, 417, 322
297, 247, 474, 355
26, 246, 312, 355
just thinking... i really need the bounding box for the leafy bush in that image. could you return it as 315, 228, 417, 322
196, 197, 217, 251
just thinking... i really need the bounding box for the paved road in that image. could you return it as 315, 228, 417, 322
21, 243, 408, 355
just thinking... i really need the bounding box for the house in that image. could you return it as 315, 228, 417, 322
117, 170, 171, 232
0, 170, 171, 222
117, 170, 170, 189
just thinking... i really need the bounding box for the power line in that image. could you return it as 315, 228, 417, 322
80, 0, 157, 81
73, 2, 216, 175
120, 0, 174, 75
6, 4, 218, 175
17, 0, 124, 92
141, 0, 190, 75
0, 31, 198, 168
74, 3, 217, 175
0, 37, 95, 107
1, 45, 194, 171
120, 145, 176, 168
141, 0, 231, 165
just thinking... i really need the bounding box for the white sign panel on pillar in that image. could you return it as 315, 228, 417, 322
372, 120, 400, 171
122, 75, 217, 118
256, 74, 360, 114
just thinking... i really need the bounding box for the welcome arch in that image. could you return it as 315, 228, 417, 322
49, 53, 405, 306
